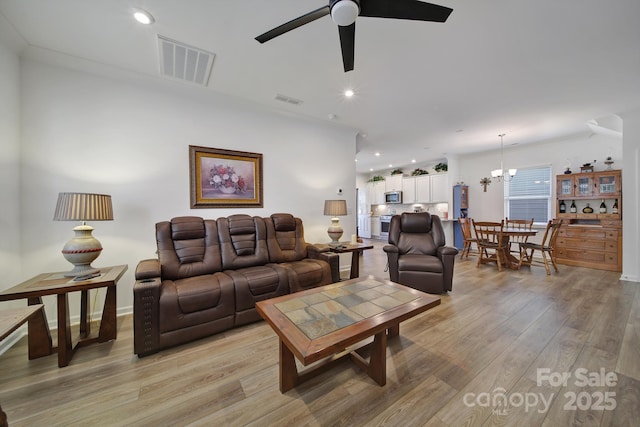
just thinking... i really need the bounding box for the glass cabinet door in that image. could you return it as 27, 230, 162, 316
598, 173, 620, 195
557, 176, 574, 197
576, 175, 594, 196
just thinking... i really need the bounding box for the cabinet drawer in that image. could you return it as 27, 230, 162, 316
557, 248, 607, 263
560, 227, 607, 239
599, 220, 621, 228
557, 238, 605, 251
560, 227, 619, 240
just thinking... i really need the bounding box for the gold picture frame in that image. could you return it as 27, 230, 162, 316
189, 145, 263, 208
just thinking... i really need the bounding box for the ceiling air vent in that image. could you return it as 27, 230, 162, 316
158, 35, 215, 86
274, 93, 303, 106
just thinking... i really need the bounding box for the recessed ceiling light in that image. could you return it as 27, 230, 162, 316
344, 89, 354, 98
369, 168, 373, 172
388, 164, 393, 168
134, 9, 155, 25
411, 159, 416, 163
374, 152, 380, 157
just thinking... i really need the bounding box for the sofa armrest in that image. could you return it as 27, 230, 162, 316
437, 246, 459, 258
437, 246, 459, 292
135, 258, 161, 280
383, 245, 399, 254
133, 259, 162, 356
307, 244, 340, 283
383, 245, 400, 282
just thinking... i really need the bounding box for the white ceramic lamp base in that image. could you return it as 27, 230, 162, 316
61, 224, 103, 277
327, 217, 344, 246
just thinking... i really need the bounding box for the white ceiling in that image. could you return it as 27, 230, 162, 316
2, 0, 639, 173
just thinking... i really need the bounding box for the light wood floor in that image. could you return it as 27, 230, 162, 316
1, 239, 639, 426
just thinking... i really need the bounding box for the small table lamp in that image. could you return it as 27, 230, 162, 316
53, 192, 113, 277
324, 199, 347, 246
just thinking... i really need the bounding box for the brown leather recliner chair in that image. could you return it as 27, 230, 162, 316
383, 212, 459, 294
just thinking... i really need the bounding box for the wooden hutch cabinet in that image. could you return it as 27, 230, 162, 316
555, 169, 622, 272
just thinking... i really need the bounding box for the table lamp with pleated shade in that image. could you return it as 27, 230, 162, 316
323, 199, 347, 246
53, 192, 113, 277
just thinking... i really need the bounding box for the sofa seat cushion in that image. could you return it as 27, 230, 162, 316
398, 254, 444, 274
159, 272, 235, 333
275, 259, 332, 292
227, 265, 289, 313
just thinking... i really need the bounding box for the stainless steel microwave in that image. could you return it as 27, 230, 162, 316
385, 191, 402, 204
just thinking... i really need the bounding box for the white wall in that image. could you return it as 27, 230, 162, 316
620, 108, 640, 282
15, 58, 357, 321
0, 35, 22, 297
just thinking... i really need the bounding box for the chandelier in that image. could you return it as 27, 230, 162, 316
491, 133, 517, 182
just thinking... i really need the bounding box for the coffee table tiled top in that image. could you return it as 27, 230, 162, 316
257, 277, 440, 367
274, 278, 420, 340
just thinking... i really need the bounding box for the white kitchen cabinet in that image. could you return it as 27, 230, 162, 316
368, 181, 386, 205
430, 174, 448, 202
371, 216, 381, 237
402, 177, 416, 203
385, 175, 403, 192
415, 176, 431, 202
413, 174, 448, 203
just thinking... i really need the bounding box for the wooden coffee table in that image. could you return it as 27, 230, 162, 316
256, 277, 440, 392
0, 265, 127, 367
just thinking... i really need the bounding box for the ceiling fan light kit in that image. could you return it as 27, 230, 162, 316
331, 0, 360, 26
255, 0, 453, 72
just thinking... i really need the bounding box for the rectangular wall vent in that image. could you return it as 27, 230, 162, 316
274, 93, 303, 105
158, 35, 215, 86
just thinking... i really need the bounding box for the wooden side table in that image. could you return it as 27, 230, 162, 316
0, 265, 127, 367
315, 243, 374, 279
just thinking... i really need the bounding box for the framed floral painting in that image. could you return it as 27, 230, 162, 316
189, 145, 263, 208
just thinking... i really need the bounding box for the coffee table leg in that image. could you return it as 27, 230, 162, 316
98, 286, 117, 341
279, 339, 298, 393
57, 293, 73, 367
368, 331, 387, 386
387, 324, 400, 338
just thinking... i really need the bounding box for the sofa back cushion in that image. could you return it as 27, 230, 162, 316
156, 216, 223, 280
217, 214, 269, 269
389, 212, 445, 256
265, 213, 308, 263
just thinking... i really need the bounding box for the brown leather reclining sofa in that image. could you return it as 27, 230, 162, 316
133, 213, 339, 356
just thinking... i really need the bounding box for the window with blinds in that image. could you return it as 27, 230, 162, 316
504, 166, 552, 224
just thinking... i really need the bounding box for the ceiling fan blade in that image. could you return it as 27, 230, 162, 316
338, 23, 355, 72
255, 6, 331, 43
360, 0, 453, 23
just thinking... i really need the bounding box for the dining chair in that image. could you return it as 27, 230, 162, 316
473, 220, 508, 272
518, 219, 563, 275
505, 217, 534, 256
458, 217, 477, 258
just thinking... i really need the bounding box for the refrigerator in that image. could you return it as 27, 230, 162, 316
452, 185, 469, 249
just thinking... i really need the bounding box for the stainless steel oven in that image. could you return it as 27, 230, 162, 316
380, 215, 393, 239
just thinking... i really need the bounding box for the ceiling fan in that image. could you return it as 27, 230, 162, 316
255, 0, 453, 72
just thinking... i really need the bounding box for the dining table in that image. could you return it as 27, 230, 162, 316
500, 227, 538, 269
